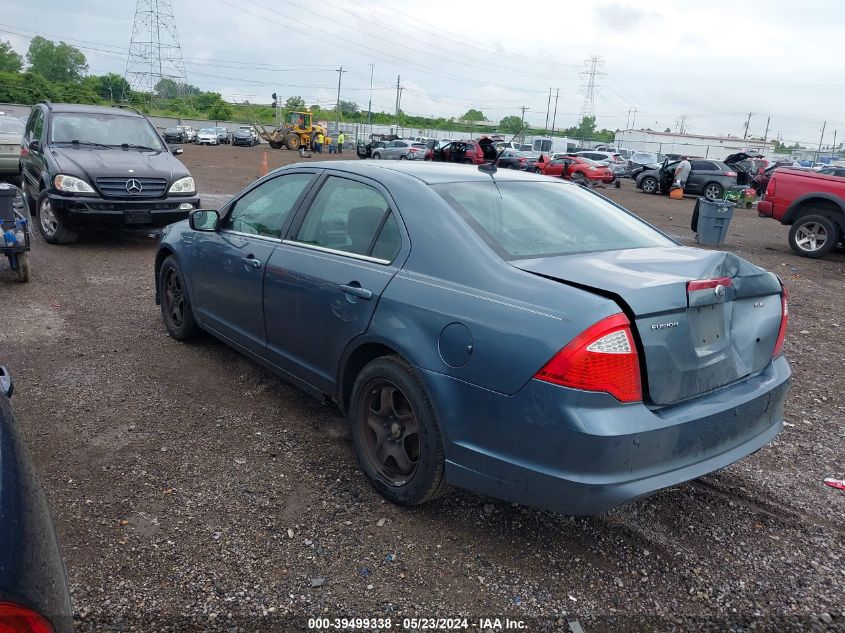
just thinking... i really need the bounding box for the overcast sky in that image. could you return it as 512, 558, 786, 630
3, 0, 844, 145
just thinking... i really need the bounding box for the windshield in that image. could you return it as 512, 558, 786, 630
0, 118, 24, 135
50, 113, 163, 150
434, 181, 673, 259
199, 128, 215, 134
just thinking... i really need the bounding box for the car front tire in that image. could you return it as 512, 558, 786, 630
350, 355, 450, 506
159, 255, 199, 340
640, 176, 658, 194
703, 182, 724, 201
788, 214, 837, 258
35, 191, 78, 244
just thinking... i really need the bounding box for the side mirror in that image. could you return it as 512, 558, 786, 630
27, 139, 40, 152
189, 209, 219, 232
170, 145, 184, 155
0, 365, 13, 398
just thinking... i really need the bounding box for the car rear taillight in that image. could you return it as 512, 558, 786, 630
534, 313, 642, 402
725, 171, 737, 177
773, 287, 788, 357
0, 602, 54, 633
766, 178, 776, 196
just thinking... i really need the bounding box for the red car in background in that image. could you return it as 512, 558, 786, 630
426, 138, 497, 165
535, 155, 615, 183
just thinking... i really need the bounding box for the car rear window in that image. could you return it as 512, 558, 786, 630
433, 181, 674, 259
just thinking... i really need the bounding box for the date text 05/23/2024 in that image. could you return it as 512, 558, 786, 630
307, 617, 529, 630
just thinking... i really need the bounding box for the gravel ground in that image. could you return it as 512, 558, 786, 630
2, 144, 843, 632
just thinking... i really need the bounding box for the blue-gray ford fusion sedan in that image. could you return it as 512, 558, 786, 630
154, 161, 790, 515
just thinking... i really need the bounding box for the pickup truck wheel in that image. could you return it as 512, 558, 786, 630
788, 214, 836, 258
640, 176, 658, 194
36, 192, 78, 244
350, 356, 451, 506
159, 255, 199, 340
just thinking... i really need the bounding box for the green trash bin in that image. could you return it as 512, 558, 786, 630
694, 198, 735, 246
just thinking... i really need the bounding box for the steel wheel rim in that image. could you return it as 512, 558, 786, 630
795, 222, 828, 252
358, 379, 420, 485
642, 178, 656, 192
705, 185, 721, 200
163, 268, 185, 328
39, 199, 58, 236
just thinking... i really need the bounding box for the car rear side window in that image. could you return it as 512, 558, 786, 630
294, 176, 396, 259
434, 181, 673, 259
224, 173, 314, 238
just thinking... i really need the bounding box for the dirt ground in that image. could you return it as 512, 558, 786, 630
2, 143, 844, 632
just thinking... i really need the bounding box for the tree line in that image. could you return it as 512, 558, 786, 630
0, 36, 614, 140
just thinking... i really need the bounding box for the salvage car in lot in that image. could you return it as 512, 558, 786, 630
636, 158, 737, 200
758, 166, 845, 258
0, 114, 24, 182
428, 138, 497, 165
20, 102, 199, 244
162, 126, 186, 143
496, 149, 536, 170
196, 128, 219, 145
154, 161, 790, 515
232, 126, 259, 146
371, 140, 427, 160
0, 365, 73, 633
535, 155, 614, 183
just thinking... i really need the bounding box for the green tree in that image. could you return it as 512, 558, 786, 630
339, 100, 359, 116
461, 108, 485, 122
26, 36, 88, 83
207, 103, 232, 120
155, 77, 179, 99
285, 95, 306, 110
90, 73, 131, 102
195, 91, 223, 111
499, 115, 524, 133
0, 40, 22, 73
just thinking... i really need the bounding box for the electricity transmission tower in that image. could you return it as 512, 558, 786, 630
124, 0, 190, 105
578, 55, 605, 122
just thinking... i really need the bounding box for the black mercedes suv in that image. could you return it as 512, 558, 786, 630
20, 102, 200, 244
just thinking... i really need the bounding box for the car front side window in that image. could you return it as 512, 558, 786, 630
223, 173, 314, 239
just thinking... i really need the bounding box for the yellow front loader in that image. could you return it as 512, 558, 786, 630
255, 111, 327, 151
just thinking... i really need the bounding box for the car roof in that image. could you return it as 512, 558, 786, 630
44, 103, 143, 118
277, 160, 552, 185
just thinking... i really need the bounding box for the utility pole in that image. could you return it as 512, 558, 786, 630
676, 114, 688, 134
578, 55, 605, 122
762, 115, 770, 148
335, 66, 347, 136
551, 88, 559, 136
520, 105, 530, 143
743, 111, 753, 140
832, 130, 838, 160
367, 63, 374, 132
626, 107, 631, 129
631, 107, 637, 128
544, 88, 552, 135
395, 75, 401, 120
816, 121, 826, 161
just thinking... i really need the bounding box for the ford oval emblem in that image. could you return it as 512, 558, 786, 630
714, 284, 726, 300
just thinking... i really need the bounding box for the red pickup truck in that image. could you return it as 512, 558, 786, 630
758, 167, 845, 258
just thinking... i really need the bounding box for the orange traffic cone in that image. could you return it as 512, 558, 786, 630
259, 150, 269, 177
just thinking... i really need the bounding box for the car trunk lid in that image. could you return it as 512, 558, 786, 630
512, 247, 784, 405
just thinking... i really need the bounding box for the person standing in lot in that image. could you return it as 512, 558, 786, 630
674, 156, 691, 189
315, 131, 324, 153
325, 133, 334, 154
337, 131, 345, 154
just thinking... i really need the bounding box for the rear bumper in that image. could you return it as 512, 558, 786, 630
48, 192, 200, 229
758, 200, 774, 217
0, 154, 19, 175
422, 355, 790, 515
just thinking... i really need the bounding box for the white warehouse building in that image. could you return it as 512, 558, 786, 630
614, 129, 776, 161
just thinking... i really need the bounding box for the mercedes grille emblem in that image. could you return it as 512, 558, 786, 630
125, 179, 143, 194
714, 284, 727, 300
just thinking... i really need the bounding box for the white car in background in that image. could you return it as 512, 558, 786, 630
177, 125, 196, 142
195, 128, 219, 145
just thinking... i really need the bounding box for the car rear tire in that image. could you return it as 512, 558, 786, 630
703, 182, 724, 201
350, 355, 450, 506
35, 192, 78, 244
640, 176, 658, 194
159, 255, 199, 340
788, 214, 837, 258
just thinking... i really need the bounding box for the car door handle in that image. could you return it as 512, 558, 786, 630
241, 256, 262, 269
340, 283, 373, 300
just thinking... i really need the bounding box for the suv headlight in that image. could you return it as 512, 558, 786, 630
54, 174, 95, 193
168, 176, 195, 194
